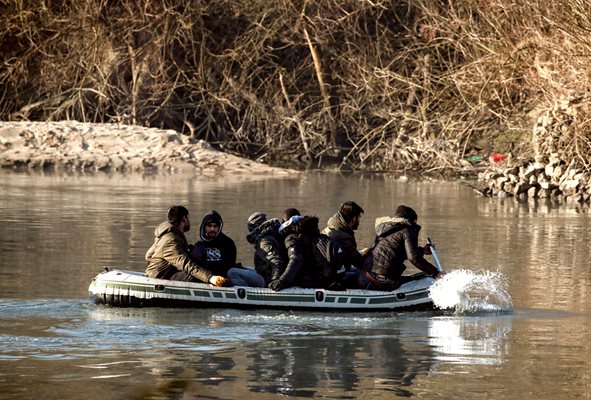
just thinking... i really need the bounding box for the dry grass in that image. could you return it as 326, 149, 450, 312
2, 0, 591, 174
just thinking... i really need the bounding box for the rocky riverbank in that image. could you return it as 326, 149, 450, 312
0, 121, 298, 177
475, 97, 591, 204
476, 156, 591, 203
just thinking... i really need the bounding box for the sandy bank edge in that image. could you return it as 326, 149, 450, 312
0, 121, 300, 177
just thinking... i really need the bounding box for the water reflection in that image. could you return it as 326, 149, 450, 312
126, 314, 514, 398
472, 196, 591, 311
428, 316, 512, 366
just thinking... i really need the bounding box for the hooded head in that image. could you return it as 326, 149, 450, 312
199, 210, 223, 241
246, 217, 281, 244
247, 212, 267, 232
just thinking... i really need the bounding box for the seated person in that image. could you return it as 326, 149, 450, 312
269, 215, 346, 291
145, 205, 227, 286
191, 210, 264, 287
322, 200, 368, 288
359, 205, 444, 291
246, 212, 287, 286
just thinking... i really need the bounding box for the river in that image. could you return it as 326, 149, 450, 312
0, 169, 590, 399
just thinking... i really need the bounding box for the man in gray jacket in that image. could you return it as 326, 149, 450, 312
145, 205, 228, 286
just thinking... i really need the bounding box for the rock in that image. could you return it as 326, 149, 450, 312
544, 164, 554, 178
549, 153, 561, 166
528, 174, 538, 184
527, 186, 539, 198
522, 164, 537, 179
514, 182, 531, 195
504, 166, 519, 176
497, 176, 509, 187
561, 179, 580, 191
540, 181, 558, 190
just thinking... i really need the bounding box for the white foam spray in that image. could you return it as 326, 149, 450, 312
428, 269, 513, 313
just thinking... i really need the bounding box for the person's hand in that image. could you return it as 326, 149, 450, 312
435, 271, 446, 279
423, 243, 433, 255
268, 279, 285, 291
209, 275, 228, 286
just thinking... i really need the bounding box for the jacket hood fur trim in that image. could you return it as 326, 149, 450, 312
374, 216, 418, 237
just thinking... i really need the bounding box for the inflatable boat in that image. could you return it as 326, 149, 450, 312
88, 268, 436, 311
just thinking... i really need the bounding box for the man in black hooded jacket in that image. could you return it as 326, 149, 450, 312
359, 205, 444, 291
189, 209, 263, 287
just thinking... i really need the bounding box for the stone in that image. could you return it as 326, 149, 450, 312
503, 182, 514, 192
527, 186, 539, 198
529, 174, 538, 184
545, 164, 554, 177
514, 182, 531, 195
522, 164, 537, 179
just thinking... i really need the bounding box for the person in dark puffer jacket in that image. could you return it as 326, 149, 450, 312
268, 215, 333, 291
246, 212, 287, 285
359, 205, 445, 291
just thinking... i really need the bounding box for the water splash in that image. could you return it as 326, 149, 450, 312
429, 269, 513, 313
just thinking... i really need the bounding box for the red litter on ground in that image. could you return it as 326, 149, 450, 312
489, 154, 506, 163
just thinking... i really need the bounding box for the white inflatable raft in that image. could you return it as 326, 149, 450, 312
88, 268, 436, 311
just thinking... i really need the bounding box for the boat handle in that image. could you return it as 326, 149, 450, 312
315, 290, 324, 302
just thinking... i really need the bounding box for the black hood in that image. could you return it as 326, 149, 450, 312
199, 210, 224, 241
246, 218, 281, 244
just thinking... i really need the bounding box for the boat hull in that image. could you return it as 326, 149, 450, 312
88, 269, 436, 311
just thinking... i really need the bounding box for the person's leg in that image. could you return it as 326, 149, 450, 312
227, 267, 265, 287
357, 270, 377, 290
342, 266, 361, 289
169, 271, 199, 282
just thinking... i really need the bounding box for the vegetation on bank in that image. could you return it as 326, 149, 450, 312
1, 0, 591, 175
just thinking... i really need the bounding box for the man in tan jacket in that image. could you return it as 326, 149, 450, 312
145, 205, 228, 286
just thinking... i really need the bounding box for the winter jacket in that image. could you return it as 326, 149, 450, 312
190, 210, 237, 277
275, 216, 333, 289
246, 218, 286, 284
145, 221, 213, 283
322, 211, 367, 268
365, 216, 439, 283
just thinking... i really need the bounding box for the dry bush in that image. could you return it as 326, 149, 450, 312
1, 0, 591, 173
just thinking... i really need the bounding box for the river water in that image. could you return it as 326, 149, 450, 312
1, 169, 590, 399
